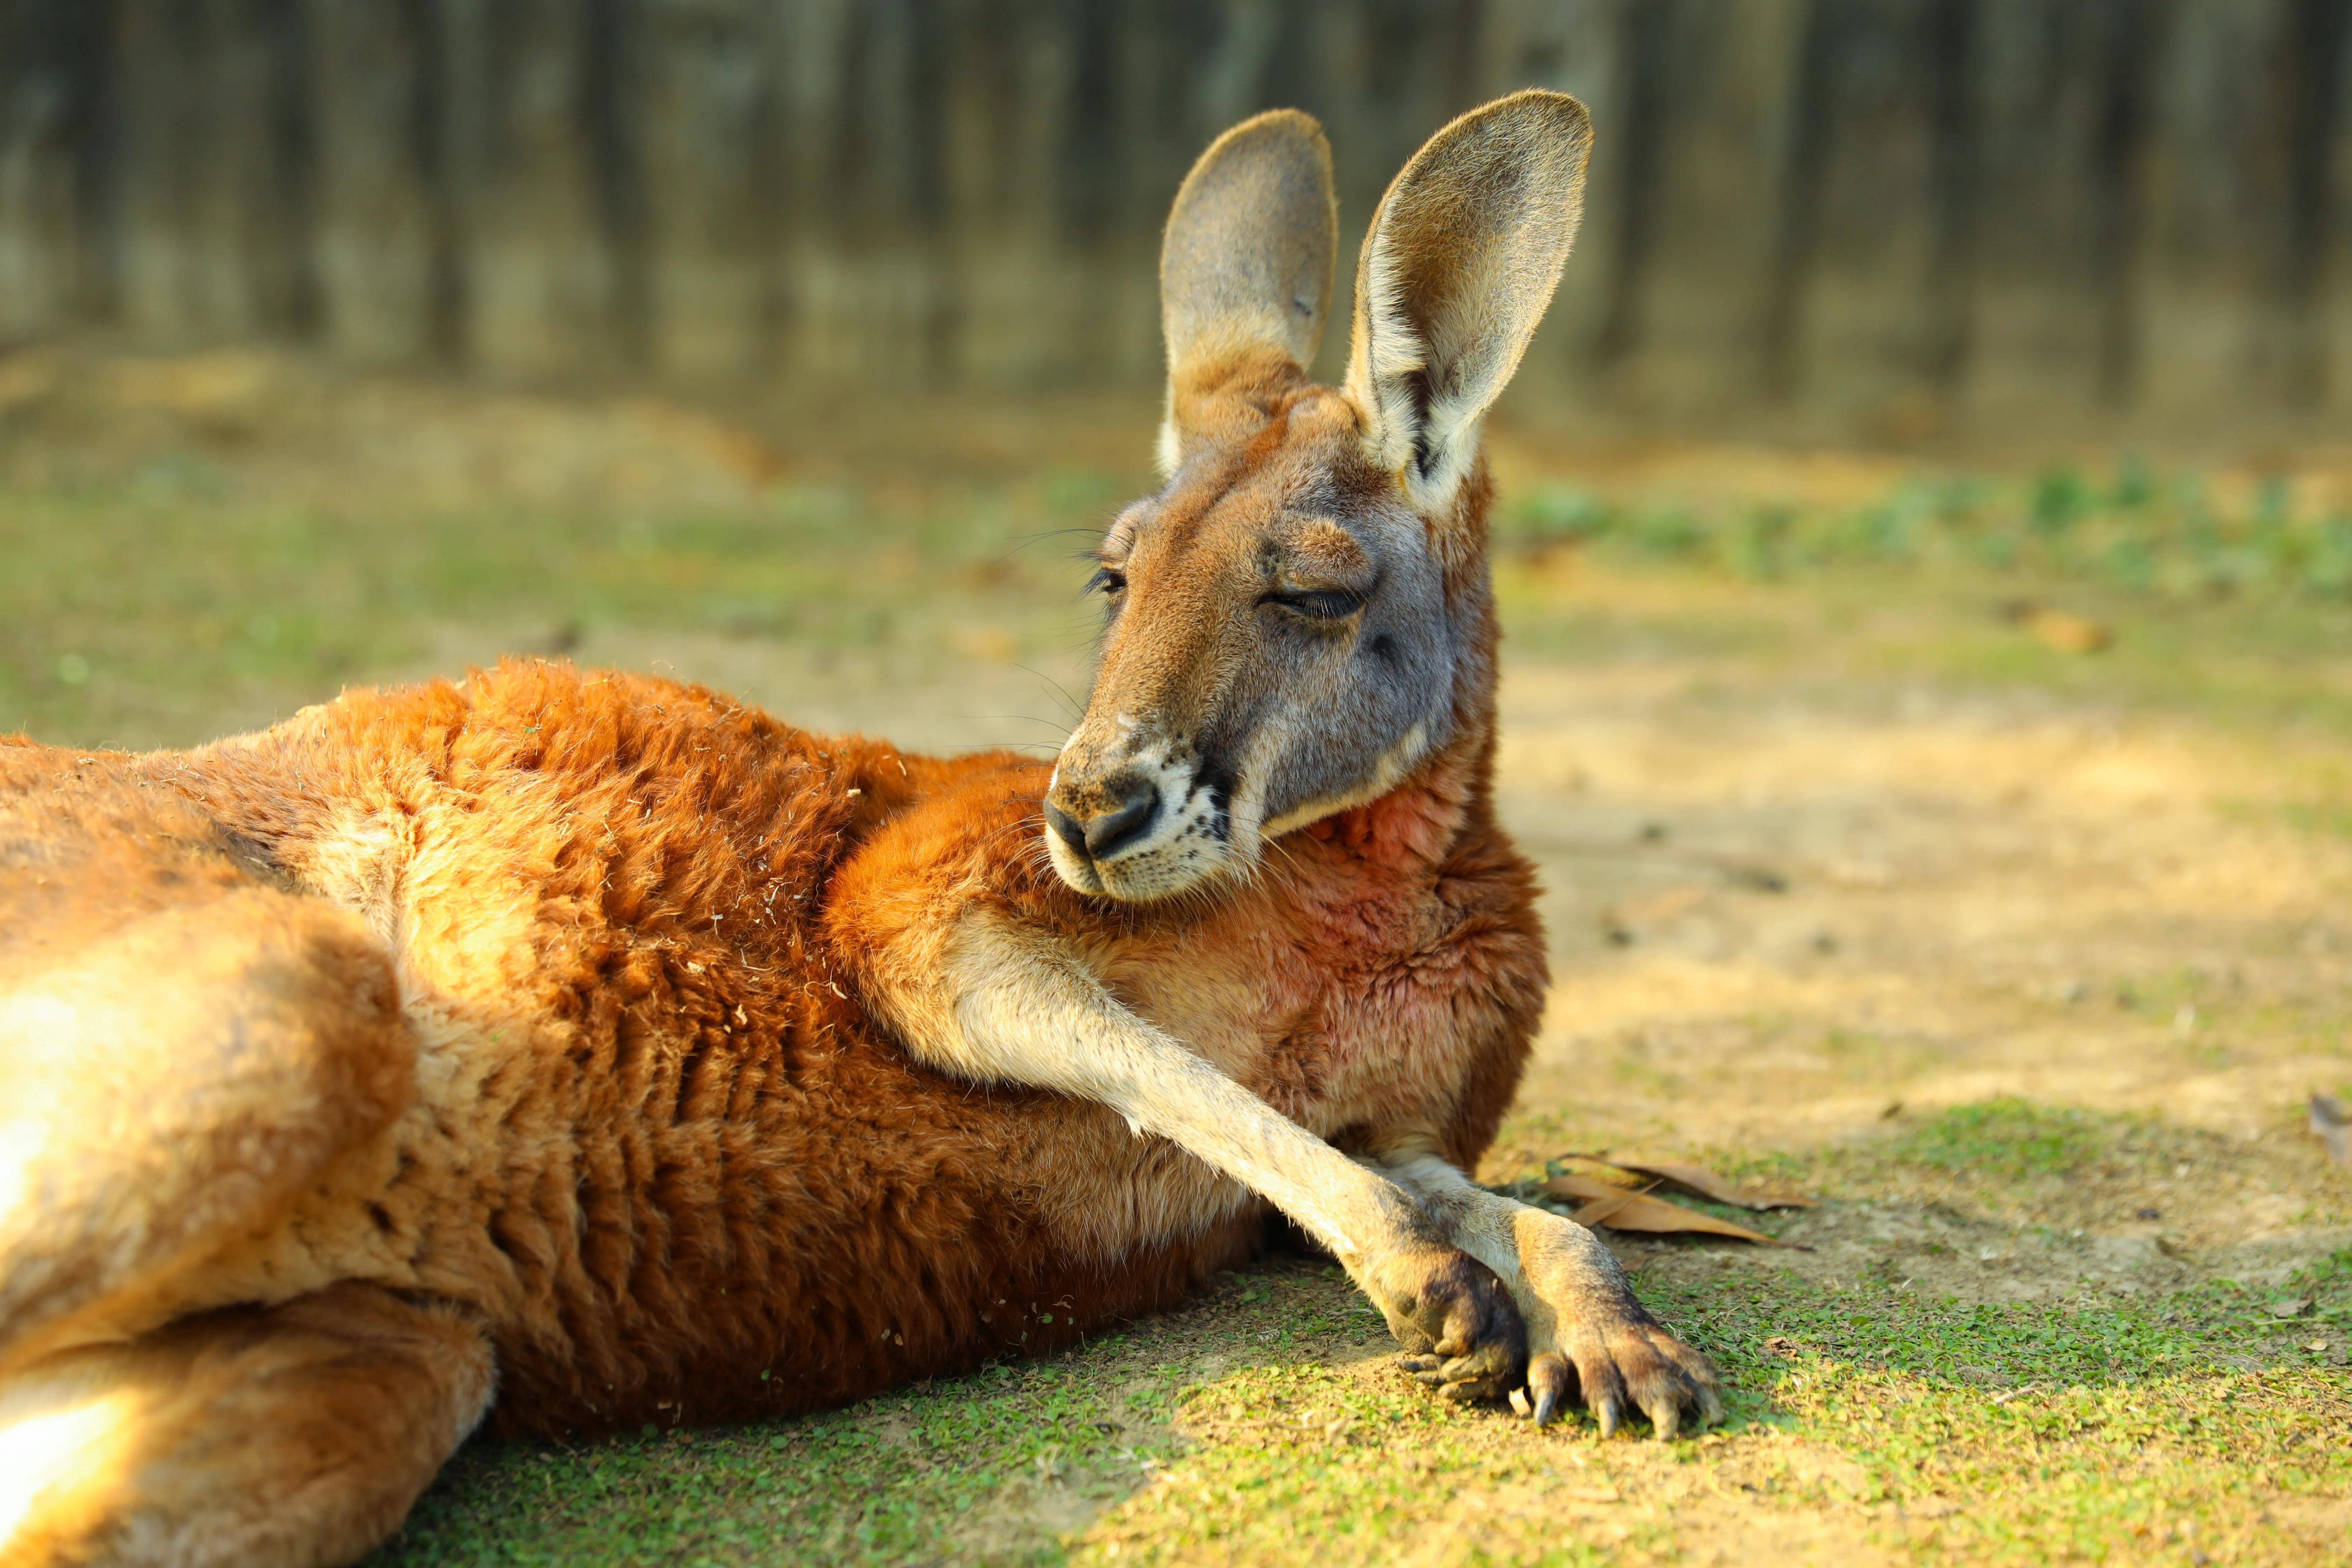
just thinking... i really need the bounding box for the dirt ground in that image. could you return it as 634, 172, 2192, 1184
1489, 608, 2352, 1203
3, 346, 2347, 1564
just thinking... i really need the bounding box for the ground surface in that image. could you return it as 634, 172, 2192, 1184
4, 347, 2348, 1566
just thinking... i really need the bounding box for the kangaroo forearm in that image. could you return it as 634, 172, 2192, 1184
960, 982, 1391, 1258
872, 912, 1424, 1272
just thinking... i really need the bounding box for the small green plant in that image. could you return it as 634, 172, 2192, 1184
1506, 484, 1611, 549
1886, 1099, 2107, 1180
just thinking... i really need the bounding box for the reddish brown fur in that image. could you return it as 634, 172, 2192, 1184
0, 598, 1538, 1440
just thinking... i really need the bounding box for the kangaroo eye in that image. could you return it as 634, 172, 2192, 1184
1266, 589, 1365, 620
1087, 567, 1128, 597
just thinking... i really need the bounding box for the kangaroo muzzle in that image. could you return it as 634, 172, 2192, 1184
1044, 769, 1162, 865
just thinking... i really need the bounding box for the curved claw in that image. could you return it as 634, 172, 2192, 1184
1658, 1337, 1727, 1427
1572, 1345, 1631, 1439
1401, 1348, 1510, 1402
1526, 1352, 1571, 1427
1547, 1316, 1725, 1440
1628, 1324, 1721, 1439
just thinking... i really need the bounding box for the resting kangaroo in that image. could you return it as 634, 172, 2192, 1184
0, 91, 1718, 1567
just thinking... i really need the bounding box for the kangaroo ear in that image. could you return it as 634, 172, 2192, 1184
1157, 109, 1338, 475
1345, 90, 1591, 517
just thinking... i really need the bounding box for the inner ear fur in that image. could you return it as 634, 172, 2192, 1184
1345, 89, 1591, 517
1157, 108, 1338, 475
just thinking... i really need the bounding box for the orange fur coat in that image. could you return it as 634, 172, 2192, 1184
0, 656, 1544, 1438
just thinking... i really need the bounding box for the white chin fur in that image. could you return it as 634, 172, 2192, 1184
1044, 747, 1247, 903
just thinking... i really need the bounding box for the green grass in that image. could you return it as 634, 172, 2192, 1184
1639, 1255, 2352, 1563
0, 466, 1126, 748
385, 1343, 1181, 1567
1500, 460, 2352, 604
378, 1101, 2352, 1566
1883, 1100, 2110, 1181
374, 1242, 2352, 1567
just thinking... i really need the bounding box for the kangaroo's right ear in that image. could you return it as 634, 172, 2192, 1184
1345, 90, 1590, 523
1157, 109, 1338, 476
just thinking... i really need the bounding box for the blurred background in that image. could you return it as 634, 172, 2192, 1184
6, 8, 2350, 1556
4, 0, 2350, 436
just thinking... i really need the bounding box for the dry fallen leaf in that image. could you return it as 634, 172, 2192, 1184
1548, 1156, 1647, 1190
1541, 1175, 1785, 1245
2311, 1094, 2349, 1167
1600, 1155, 1816, 1211
1549, 1178, 1647, 1229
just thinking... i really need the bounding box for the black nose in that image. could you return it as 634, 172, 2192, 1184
1045, 774, 1161, 863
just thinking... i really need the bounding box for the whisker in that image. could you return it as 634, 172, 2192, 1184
992, 526, 1115, 566
1261, 833, 1307, 881
1012, 664, 1087, 722
970, 814, 1047, 863
974, 712, 1075, 735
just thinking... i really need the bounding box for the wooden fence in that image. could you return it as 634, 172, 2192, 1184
3, 0, 2349, 440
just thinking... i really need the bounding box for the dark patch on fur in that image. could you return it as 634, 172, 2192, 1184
1401, 365, 1438, 478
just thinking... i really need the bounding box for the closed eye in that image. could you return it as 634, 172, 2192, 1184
1264, 588, 1365, 620
1086, 566, 1128, 597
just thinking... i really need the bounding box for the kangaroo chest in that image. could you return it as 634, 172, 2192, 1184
1106, 838, 1544, 1150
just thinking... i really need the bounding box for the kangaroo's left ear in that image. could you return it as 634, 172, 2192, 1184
1157, 108, 1337, 477
1345, 90, 1591, 518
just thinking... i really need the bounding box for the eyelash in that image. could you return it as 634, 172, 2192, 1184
1264, 589, 1365, 620
1087, 570, 1361, 620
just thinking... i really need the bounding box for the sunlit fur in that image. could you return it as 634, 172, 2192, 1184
0, 90, 1719, 1568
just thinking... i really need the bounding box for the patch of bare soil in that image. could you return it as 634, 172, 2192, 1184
1622, 1203, 2351, 1337
1489, 648, 2352, 1273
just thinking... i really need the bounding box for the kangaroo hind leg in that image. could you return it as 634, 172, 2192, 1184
0, 889, 413, 1366
0, 1283, 492, 1568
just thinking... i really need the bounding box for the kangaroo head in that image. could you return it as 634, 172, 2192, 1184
1044, 91, 1591, 903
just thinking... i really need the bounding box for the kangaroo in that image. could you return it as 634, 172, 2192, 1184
0, 91, 1717, 1568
